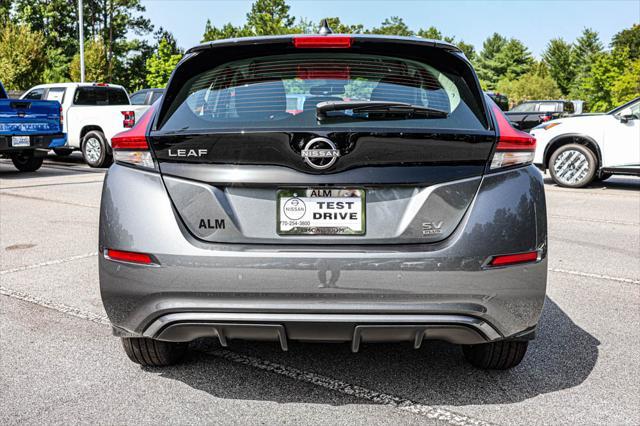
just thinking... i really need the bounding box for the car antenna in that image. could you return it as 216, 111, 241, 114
318, 19, 333, 35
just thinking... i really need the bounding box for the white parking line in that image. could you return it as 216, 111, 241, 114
550, 268, 640, 285
0, 252, 98, 275
0, 285, 492, 426
548, 214, 640, 227
0, 286, 109, 325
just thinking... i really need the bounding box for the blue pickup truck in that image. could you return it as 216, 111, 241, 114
0, 81, 66, 172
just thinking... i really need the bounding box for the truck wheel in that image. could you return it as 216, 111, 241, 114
82, 130, 112, 168
462, 341, 528, 370
549, 144, 597, 188
11, 152, 44, 172
53, 148, 73, 157
121, 337, 187, 367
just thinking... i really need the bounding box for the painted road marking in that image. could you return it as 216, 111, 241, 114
0, 285, 492, 426
0, 252, 98, 276
550, 268, 640, 285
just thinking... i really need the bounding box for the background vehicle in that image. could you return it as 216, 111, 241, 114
531, 97, 640, 187
100, 33, 547, 370
21, 83, 149, 167
0, 81, 66, 172
506, 100, 575, 131
129, 88, 165, 105
486, 92, 509, 111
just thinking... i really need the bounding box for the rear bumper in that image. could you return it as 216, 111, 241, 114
99, 164, 548, 346
0, 134, 67, 154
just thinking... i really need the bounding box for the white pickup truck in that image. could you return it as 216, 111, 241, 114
21, 83, 150, 167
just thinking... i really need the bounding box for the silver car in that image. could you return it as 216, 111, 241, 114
99, 33, 547, 370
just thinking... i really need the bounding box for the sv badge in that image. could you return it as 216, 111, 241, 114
422, 221, 443, 235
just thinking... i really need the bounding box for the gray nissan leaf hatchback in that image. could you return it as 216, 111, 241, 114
100, 33, 547, 369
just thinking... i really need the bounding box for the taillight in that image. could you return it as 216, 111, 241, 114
293, 36, 352, 48
121, 110, 135, 128
59, 105, 64, 128
490, 104, 536, 170
105, 248, 154, 265
111, 106, 156, 169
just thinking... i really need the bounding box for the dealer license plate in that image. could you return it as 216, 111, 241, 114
11, 136, 30, 147
277, 188, 365, 235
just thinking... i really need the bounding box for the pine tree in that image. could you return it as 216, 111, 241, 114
475, 33, 508, 89
246, 0, 295, 35
611, 24, 640, 60
369, 17, 413, 36
543, 38, 575, 95
573, 28, 603, 73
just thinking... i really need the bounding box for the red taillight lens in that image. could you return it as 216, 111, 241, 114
293, 36, 352, 49
111, 105, 156, 169
106, 249, 153, 265
59, 105, 63, 127
489, 251, 539, 267
490, 103, 536, 169
121, 110, 135, 128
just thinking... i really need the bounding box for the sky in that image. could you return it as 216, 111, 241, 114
140, 0, 639, 57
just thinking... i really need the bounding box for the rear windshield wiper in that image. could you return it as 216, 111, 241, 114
316, 101, 449, 121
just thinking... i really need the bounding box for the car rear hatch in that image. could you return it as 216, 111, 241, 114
0, 99, 62, 135
148, 35, 496, 245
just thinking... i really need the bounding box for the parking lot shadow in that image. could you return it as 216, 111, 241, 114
149, 297, 599, 407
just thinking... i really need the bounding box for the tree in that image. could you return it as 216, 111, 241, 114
496, 39, 533, 81
70, 39, 109, 83
417, 26, 453, 43
475, 34, 532, 89
146, 38, 183, 88
542, 38, 575, 95
579, 49, 633, 111
496, 72, 562, 107
369, 17, 413, 36
611, 24, 640, 60
246, 0, 295, 35
457, 41, 476, 62
573, 28, 603, 73
0, 0, 11, 26
475, 33, 508, 89
611, 58, 640, 106
0, 23, 46, 90
13, 0, 78, 83
313, 17, 364, 34
202, 21, 251, 42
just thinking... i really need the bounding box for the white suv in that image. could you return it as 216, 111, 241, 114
531, 97, 640, 187
21, 83, 149, 167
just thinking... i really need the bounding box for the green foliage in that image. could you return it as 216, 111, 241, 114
146, 38, 183, 88
0, 0, 11, 26
542, 38, 575, 95
69, 39, 109, 83
369, 17, 413, 36
611, 58, 640, 105
578, 49, 635, 111
0, 22, 47, 90
572, 28, 603, 73
496, 72, 562, 106
476, 34, 532, 90
315, 17, 364, 34
246, 0, 295, 35
202, 21, 252, 42
611, 24, 640, 59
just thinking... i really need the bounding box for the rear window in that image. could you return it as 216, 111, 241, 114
159, 53, 486, 132
73, 86, 129, 106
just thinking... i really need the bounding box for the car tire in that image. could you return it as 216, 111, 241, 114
81, 130, 112, 168
121, 337, 187, 367
549, 144, 597, 188
11, 152, 44, 172
53, 148, 73, 157
462, 340, 528, 370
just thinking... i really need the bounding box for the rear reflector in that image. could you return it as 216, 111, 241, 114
105, 249, 153, 265
293, 36, 352, 49
489, 251, 538, 267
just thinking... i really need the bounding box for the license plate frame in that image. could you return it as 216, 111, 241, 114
277, 188, 366, 236
11, 136, 30, 147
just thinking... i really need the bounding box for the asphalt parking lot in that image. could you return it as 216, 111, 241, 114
1, 154, 639, 425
